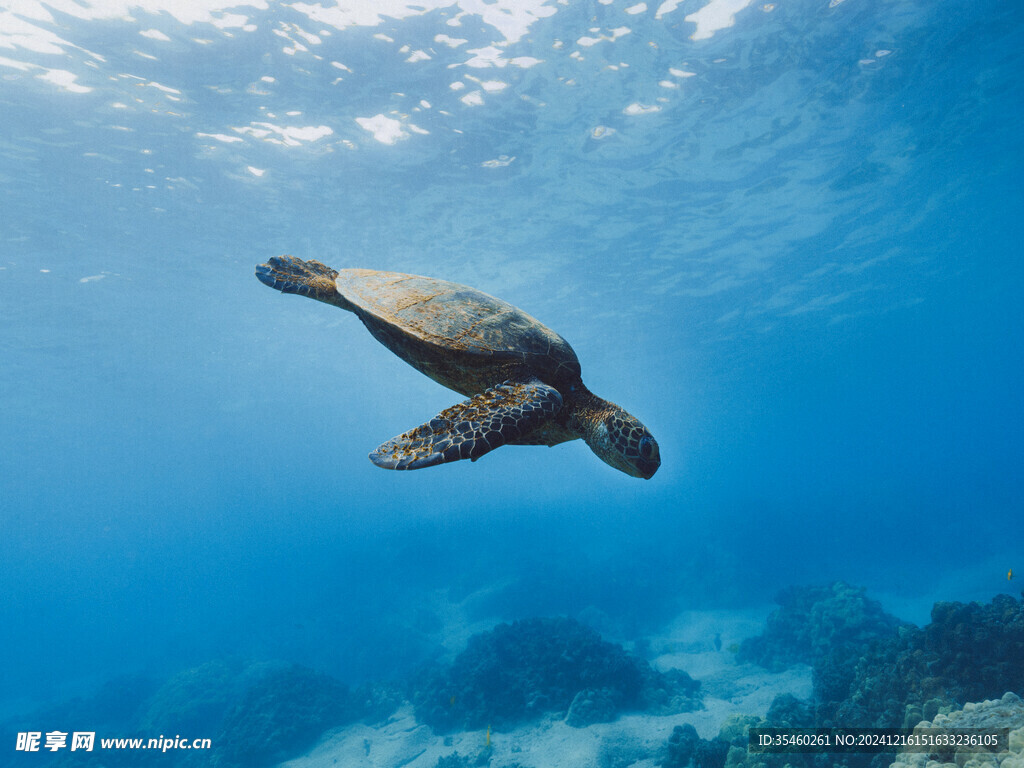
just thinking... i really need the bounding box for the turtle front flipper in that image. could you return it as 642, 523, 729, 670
255, 256, 342, 305
369, 379, 563, 470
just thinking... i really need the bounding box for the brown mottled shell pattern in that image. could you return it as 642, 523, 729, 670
335, 268, 582, 387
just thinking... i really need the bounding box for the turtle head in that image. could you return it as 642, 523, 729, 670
575, 397, 660, 479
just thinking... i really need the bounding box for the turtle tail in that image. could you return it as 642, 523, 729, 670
255, 256, 341, 304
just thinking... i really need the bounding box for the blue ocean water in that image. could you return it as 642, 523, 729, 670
1, 0, 1022, 739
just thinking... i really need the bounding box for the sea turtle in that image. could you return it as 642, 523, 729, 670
255, 256, 660, 479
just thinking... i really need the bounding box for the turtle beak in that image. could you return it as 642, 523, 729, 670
603, 451, 659, 479
621, 451, 660, 479
636, 457, 660, 479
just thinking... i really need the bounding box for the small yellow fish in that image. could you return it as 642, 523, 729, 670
1009, 569, 1015, 581
450, 695, 456, 706
485, 725, 491, 748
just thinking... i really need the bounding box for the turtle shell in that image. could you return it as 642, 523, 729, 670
335, 268, 581, 386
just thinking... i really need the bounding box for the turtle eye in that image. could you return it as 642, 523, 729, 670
639, 436, 654, 460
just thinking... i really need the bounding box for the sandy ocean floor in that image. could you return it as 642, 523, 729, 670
282, 608, 813, 768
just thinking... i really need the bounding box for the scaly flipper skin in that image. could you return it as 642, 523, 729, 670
369, 379, 563, 470
255, 256, 340, 303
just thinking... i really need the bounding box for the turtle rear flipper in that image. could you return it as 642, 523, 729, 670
255, 256, 342, 304
369, 379, 562, 470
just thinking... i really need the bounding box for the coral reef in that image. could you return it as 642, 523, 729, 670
738, 582, 902, 672
716, 710, 797, 768
216, 663, 357, 768
565, 688, 618, 727
735, 586, 1024, 748
641, 668, 703, 717
662, 722, 731, 768
140, 660, 242, 738
434, 749, 494, 767
664, 723, 701, 766
16, 589, 1023, 768
673, 592, 1024, 768
0, 660, 388, 768
887, 692, 1024, 768
764, 693, 815, 728
826, 594, 1024, 729
412, 616, 700, 732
